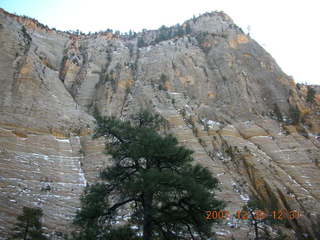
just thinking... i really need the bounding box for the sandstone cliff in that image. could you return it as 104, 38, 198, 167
0, 8, 319, 239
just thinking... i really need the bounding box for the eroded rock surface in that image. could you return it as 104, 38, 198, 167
0, 8, 319, 239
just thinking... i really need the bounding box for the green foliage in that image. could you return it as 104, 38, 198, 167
125, 86, 131, 95
225, 145, 234, 159
21, 26, 31, 42
274, 230, 288, 240
137, 37, 146, 48
245, 198, 266, 211
306, 87, 316, 103
243, 198, 269, 240
192, 15, 197, 23
158, 85, 165, 91
106, 225, 140, 240
73, 110, 225, 240
289, 105, 301, 125
154, 24, 191, 44
160, 73, 168, 83
243, 196, 289, 240
185, 23, 192, 34
155, 25, 170, 43
21, 26, 32, 54
273, 104, 283, 122
158, 73, 168, 91
79, 148, 85, 155
10, 206, 47, 240
103, 71, 117, 92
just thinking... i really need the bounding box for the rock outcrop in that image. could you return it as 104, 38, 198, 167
0, 8, 319, 239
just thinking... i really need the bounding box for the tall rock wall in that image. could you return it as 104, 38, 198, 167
0, 8, 319, 239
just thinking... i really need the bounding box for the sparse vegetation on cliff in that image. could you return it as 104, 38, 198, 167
158, 73, 168, 91
306, 87, 316, 103
289, 105, 301, 125
273, 104, 283, 122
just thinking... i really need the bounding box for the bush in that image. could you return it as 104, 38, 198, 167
306, 87, 316, 103
137, 37, 146, 48
158, 73, 168, 90
289, 105, 301, 124
273, 104, 283, 122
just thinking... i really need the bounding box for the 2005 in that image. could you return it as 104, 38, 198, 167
206, 210, 230, 220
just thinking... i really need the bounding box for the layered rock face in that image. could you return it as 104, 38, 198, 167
0, 8, 319, 239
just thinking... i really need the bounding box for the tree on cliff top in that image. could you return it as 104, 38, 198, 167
306, 87, 316, 103
9, 206, 47, 240
71, 110, 225, 240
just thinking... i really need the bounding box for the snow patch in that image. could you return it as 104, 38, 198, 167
78, 161, 87, 187
216, 231, 230, 236
31, 153, 49, 161
240, 194, 250, 202
55, 138, 70, 143
202, 118, 222, 129
305, 181, 312, 187
252, 135, 273, 139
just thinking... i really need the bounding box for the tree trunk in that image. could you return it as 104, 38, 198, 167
254, 220, 259, 240
23, 221, 29, 240
143, 191, 153, 240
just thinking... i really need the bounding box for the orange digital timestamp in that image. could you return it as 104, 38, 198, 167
206, 209, 301, 220
271, 209, 301, 220
236, 210, 268, 220
205, 210, 230, 220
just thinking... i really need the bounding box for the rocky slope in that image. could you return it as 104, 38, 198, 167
0, 8, 319, 239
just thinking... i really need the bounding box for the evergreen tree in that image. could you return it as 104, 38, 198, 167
185, 23, 192, 34
306, 87, 316, 103
137, 37, 145, 48
72, 110, 225, 240
289, 105, 301, 125
10, 206, 47, 240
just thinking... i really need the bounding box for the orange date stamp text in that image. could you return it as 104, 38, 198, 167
206, 209, 301, 220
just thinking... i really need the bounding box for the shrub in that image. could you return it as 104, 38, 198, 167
289, 105, 301, 124
137, 37, 146, 48
273, 104, 283, 122
306, 87, 316, 103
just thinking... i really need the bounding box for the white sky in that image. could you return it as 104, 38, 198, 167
1, 0, 319, 85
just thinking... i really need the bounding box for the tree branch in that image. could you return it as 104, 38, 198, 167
108, 198, 137, 213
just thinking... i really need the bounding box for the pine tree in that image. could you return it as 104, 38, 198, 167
185, 23, 192, 34
306, 87, 316, 103
72, 110, 225, 240
10, 206, 47, 240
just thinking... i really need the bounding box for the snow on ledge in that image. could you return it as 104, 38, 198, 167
55, 138, 70, 143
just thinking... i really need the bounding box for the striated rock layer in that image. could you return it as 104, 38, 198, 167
0, 8, 319, 239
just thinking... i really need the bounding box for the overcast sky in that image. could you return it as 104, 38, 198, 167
1, 0, 319, 85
